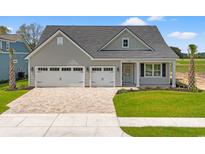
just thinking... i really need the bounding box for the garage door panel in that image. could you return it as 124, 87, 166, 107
35, 66, 84, 87
91, 66, 115, 87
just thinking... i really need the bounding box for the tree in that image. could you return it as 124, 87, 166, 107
187, 44, 197, 92
0, 26, 11, 34
8, 48, 16, 89
16, 23, 43, 50
170, 46, 183, 58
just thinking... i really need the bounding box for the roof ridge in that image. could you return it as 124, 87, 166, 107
46, 25, 157, 27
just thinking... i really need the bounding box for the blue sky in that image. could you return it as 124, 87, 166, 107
1, 16, 205, 53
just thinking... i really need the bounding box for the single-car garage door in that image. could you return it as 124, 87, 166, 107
35, 66, 84, 87
91, 66, 115, 87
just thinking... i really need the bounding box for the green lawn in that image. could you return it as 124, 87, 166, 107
122, 127, 205, 137
114, 90, 205, 117
177, 59, 205, 73
0, 80, 29, 113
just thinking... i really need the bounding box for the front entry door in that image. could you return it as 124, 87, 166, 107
122, 63, 134, 85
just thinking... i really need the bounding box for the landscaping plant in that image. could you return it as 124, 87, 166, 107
8, 48, 16, 89
188, 44, 197, 92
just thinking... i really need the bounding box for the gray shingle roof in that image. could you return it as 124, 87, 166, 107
0, 34, 24, 42
37, 25, 178, 59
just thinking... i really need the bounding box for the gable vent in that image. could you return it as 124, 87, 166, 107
57, 37, 63, 46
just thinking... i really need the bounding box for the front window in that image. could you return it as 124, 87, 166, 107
122, 38, 129, 48
0, 41, 2, 50
154, 64, 161, 76
145, 64, 153, 76
6, 42, 10, 51
145, 64, 161, 77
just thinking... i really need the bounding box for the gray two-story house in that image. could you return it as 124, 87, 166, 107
0, 34, 31, 81
26, 26, 178, 88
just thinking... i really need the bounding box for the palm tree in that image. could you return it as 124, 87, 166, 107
8, 48, 16, 89
187, 44, 197, 92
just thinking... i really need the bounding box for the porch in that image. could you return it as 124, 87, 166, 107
121, 60, 176, 88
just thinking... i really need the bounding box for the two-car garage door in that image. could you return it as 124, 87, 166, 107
35, 66, 115, 87
35, 66, 84, 87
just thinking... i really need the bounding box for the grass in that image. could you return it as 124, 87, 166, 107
177, 59, 205, 73
0, 80, 29, 113
113, 90, 205, 117
122, 127, 205, 137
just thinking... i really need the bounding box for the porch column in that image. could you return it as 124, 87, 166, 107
172, 61, 176, 88
136, 62, 140, 87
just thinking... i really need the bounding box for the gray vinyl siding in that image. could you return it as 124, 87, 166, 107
140, 63, 170, 86
29, 34, 121, 86
102, 30, 149, 51
29, 33, 171, 87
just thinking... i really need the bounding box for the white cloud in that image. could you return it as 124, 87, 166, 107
121, 17, 147, 26
168, 31, 197, 40
7, 27, 13, 32
147, 16, 165, 21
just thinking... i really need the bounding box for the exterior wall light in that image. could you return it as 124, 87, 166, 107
117, 67, 120, 72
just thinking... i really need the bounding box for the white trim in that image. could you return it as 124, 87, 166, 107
0, 51, 29, 54
25, 30, 93, 60
136, 62, 140, 87
99, 28, 153, 51
28, 58, 30, 86
144, 63, 162, 78
172, 61, 176, 88
0, 39, 15, 42
90, 66, 116, 87
122, 37, 129, 48
120, 60, 122, 86
94, 58, 177, 62
34, 65, 85, 87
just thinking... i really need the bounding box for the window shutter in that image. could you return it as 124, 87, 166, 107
140, 63, 144, 77
162, 63, 166, 77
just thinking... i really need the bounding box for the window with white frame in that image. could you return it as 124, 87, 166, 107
154, 64, 161, 76
57, 37, 63, 46
13, 59, 18, 64
145, 64, 153, 77
145, 64, 162, 77
6, 42, 10, 51
122, 38, 129, 48
0, 41, 2, 50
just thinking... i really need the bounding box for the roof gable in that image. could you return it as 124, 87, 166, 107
100, 28, 153, 51
26, 30, 93, 59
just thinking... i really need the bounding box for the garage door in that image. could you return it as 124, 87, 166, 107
91, 66, 115, 87
35, 66, 84, 87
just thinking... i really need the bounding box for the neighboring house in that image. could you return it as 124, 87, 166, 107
0, 34, 31, 81
26, 26, 178, 88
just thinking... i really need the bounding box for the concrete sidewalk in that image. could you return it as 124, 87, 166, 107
0, 114, 128, 137
119, 117, 205, 127
1, 114, 205, 137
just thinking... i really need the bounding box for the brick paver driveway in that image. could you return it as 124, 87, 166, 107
6, 88, 118, 113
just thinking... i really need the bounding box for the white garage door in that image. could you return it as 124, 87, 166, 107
91, 66, 115, 87
35, 66, 84, 87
